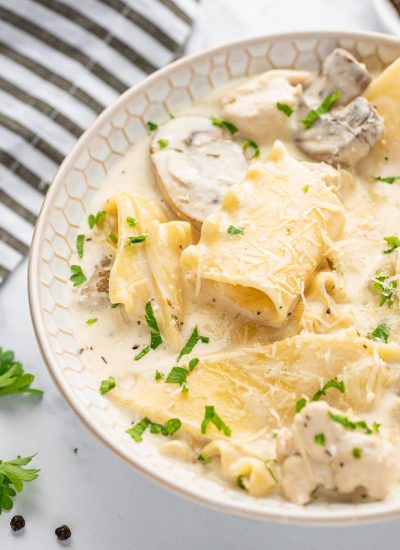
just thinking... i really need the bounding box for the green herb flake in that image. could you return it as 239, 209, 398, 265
236, 475, 246, 490
373, 422, 381, 433
211, 116, 238, 135
88, 210, 106, 230
125, 235, 147, 246
314, 433, 326, 446
0, 455, 40, 513
328, 412, 374, 435
352, 447, 363, 459
0, 348, 43, 397
303, 184, 309, 193
155, 370, 164, 381
276, 102, 293, 117
111, 303, 120, 309
311, 379, 345, 402
264, 458, 278, 483
134, 346, 150, 361
242, 139, 260, 159
70, 265, 86, 287
108, 232, 118, 244
76, 234, 85, 259
373, 176, 400, 184
369, 323, 390, 344
227, 225, 244, 236
371, 271, 397, 307
295, 397, 307, 413
126, 418, 150, 442
302, 90, 343, 129
165, 366, 189, 385
86, 318, 98, 325
100, 376, 116, 395
146, 121, 158, 132
177, 327, 209, 362
383, 236, 400, 254
162, 418, 181, 436
145, 301, 163, 350
201, 405, 231, 437
158, 138, 169, 149
197, 453, 210, 463
126, 216, 137, 228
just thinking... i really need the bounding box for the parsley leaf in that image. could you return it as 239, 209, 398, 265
314, 433, 326, 446
353, 447, 363, 459
197, 453, 210, 463
100, 376, 116, 395
328, 412, 373, 434
70, 265, 86, 287
236, 475, 246, 490
76, 234, 84, 259
157, 138, 169, 149
242, 140, 260, 159
88, 210, 106, 230
134, 346, 150, 361
276, 102, 293, 117
302, 91, 342, 129
383, 236, 400, 254
125, 235, 147, 246
177, 327, 209, 362
126, 216, 137, 228
211, 116, 238, 135
201, 405, 231, 436
311, 379, 345, 402
126, 417, 181, 442
86, 318, 98, 325
0, 455, 40, 513
369, 323, 390, 343
145, 301, 162, 349
303, 184, 309, 193
371, 271, 397, 307
154, 370, 164, 381
0, 348, 43, 397
227, 225, 244, 236
146, 121, 158, 132
126, 418, 150, 442
165, 358, 199, 391
108, 232, 118, 244
295, 397, 307, 413
373, 176, 400, 184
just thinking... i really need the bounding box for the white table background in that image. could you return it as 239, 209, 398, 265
0, 0, 398, 548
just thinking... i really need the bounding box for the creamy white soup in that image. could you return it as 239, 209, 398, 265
69, 49, 400, 505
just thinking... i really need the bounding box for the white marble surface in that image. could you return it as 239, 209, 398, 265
1, 0, 399, 548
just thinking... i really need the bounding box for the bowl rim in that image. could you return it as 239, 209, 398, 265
28, 29, 400, 526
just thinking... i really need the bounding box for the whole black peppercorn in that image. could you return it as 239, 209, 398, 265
55, 524, 71, 541
10, 515, 25, 532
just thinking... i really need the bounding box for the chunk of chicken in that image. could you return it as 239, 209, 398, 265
296, 97, 384, 166
151, 116, 247, 227
277, 402, 398, 505
220, 70, 309, 141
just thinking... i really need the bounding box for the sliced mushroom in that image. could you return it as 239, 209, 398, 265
151, 115, 247, 226
296, 97, 384, 166
220, 70, 309, 141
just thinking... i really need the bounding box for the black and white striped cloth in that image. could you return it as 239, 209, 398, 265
0, 0, 198, 285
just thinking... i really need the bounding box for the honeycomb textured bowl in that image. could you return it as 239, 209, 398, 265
29, 31, 400, 525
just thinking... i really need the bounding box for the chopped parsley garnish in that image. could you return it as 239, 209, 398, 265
125, 235, 147, 246
111, 303, 120, 308
126, 417, 181, 442
177, 327, 209, 362
227, 225, 244, 236
88, 210, 106, 230
211, 116, 238, 135
0, 455, 40, 513
108, 232, 118, 244
352, 447, 363, 459
311, 379, 345, 402
157, 138, 169, 149
369, 323, 390, 343
201, 405, 231, 436
383, 236, 400, 254
373, 422, 381, 433
86, 318, 98, 325
303, 184, 309, 193
126, 216, 137, 228
371, 271, 397, 307
301, 91, 342, 129
146, 121, 158, 132
165, 358, 199, 392
264, 458, 278, 483
236, 475, 246, 490
295, 397, 307, 413
197, 453, 210, 463
155, 370, 164, 381
0, 348, 43, 397
134, 346, 150, 361
314, 433, 326, 446
328, 412, 373, 435
242, 139, 260, 159
276, 102, 293, 117
373, 176, 400, 184
100, 376, 116, 395
76, 234, 84, 259
70, 265, 86, 287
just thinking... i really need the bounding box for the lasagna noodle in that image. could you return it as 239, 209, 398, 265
180, 141, 345, 326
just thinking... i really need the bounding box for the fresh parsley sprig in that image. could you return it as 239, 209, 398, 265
134, 301, 163, 361
100, 376, 116, 395
295, 379, 345, 412
276, 102, 293, 117
201, 405, 231, 437
328, 412, 376, 435
177, 327, 209, 362
211, 116, 238, 135
383, 236, 400, 254
165, 358, 199, 392
368, 323, 390, 343
70, 265, 86, 287
301, 91, 342, 129
0, 348, 43, 397
373, 176, 400, 185
371, 271, 397, 307
0, 455, 40, 513
126, 417, 181, 442
88, 210, 106, 230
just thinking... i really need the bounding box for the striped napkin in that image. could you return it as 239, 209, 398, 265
0, 0, 198, 286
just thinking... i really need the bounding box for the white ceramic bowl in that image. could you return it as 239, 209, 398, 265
29, 31, 400, 525
372, 0, 400, 36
